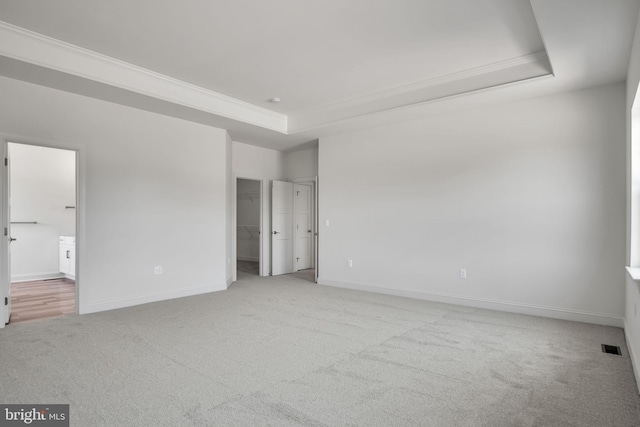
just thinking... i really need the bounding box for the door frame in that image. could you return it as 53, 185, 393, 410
1, 140, 8, 325
292, 177, 317, 273
232, 174, 266, 282
1, 136, 83, 327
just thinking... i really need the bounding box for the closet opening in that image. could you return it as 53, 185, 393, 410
235, 178, 263, 279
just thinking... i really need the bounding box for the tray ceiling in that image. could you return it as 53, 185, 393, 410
0, 0, 636, 150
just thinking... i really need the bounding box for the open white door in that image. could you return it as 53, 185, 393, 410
2, 147, 11, 324
294, 183, 312, 271
272, 180, 293, 275
314, 177, 318, 283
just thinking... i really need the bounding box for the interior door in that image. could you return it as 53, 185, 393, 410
271, 180, 293, 275
294, 184, 312, 271
314, 177, 318, 283
2, 148, 11, 324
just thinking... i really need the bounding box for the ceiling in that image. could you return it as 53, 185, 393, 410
0, 0, 637, 150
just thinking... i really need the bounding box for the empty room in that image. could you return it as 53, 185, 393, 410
1, 0, 640, 425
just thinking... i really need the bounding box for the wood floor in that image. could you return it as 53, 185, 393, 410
10, 278, 76, 324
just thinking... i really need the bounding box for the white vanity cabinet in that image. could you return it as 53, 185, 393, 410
59, 235, 76, 279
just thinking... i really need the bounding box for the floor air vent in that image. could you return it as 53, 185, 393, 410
601, 344, 622, 355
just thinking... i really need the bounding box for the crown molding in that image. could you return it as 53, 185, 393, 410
0, 21, 287, 133
300, 51, 549, 117
294, 73, 555, 140
288, 51, 551, 133
0, 21, 551, 140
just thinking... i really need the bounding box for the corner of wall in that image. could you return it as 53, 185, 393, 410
225, 132, 233, 285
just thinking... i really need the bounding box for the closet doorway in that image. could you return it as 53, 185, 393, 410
234, 177, 264, 280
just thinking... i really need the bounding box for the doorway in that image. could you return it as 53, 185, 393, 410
4, 142, 77, 324
235, 178, 263, 279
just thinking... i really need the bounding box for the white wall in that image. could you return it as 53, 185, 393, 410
231, 142, 318, 276
8, 143, 75, 281
319, 83, 626, 326
233, 141, 284, 179
232, 141, 284, 275
284, 146, 318, 180
0, 75, 229, 317
625, 7, 640, 392
236, 179, 260, 261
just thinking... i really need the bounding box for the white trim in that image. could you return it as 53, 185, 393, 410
0, 21, 287, 134
288, 53, 551, 133
11, 272, 64, 283
529, 0, 556, 77
315, 176, 319, 283
84, 283, 225, 314
288, 73, 554, 134
624, 318, 640, 393
626, 266, 640, 281
297, 51, 549, 117
317, 278, 624, 327
0, 139, 8, 328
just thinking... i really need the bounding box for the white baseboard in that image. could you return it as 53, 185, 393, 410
226, 276, 234, 288
318, 278, 624, 328
238, 256, 259, 262
82, 283, 226, 314
11, 272, 65, 283
624, 319, 640, 394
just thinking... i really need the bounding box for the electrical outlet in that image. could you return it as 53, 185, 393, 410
460, 268, 467, 279
154, 266, 163, 275
348, 259, 353, 268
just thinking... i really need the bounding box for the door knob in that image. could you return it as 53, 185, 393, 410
9, 237, 16, 243
273, 231, 280, 235
308, 230, 311, 233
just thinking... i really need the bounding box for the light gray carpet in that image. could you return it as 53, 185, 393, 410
1, 272, 639, 426
237, 260, 259, 275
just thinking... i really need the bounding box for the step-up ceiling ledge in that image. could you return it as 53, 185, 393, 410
0, 21, 288, 134
287, 51, 553, 134
0, 20, 552, 140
